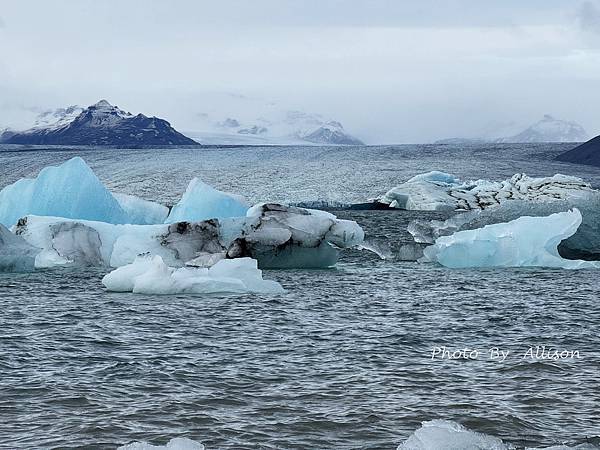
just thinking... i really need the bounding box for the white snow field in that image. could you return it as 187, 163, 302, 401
420, 209, 600, 269
102, 255, 284, 295
378, 171, 592, 211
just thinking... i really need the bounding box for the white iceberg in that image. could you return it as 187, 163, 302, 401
378, 172, 592, 211
398, 419, 510, 450
15, 203, 364, 270
0, 224, 39, 272
102, 254, 284, 295
420, 209, 600, 269
118, 437, 205, 450
166, 177, 249, 223
398, 420, 598, 450
0, 157, 129, 227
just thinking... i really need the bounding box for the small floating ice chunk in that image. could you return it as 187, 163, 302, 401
421, 209, 600, 269
0, 157, 129, 227
118, 437, 205, 450
102, 254, 284, 295
166, 178, 249, 223
397, 419, 511, 450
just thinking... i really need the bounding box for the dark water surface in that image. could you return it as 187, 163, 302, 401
1, 145, 600, 449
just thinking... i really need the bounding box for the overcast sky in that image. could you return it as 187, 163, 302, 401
1, 0, 600, 143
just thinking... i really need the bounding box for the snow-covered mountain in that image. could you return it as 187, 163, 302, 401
190, 109, 364, 145
435, 115, 588, 145
1, 100, 198, 146
498, 115, 588, 143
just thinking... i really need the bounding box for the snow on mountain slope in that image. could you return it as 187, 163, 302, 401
498, 115, 588, 143
1, 100, 198, 146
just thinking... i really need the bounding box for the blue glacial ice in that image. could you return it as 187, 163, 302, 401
166, 177, 249, 223
420, 209, 600, 269
0, 157, 129, 227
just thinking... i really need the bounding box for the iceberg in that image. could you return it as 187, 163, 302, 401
377, 172, 592, 212
114, 193, 169, 225
166, 177, 249, 223
409, 191, 600, 260
15, 203, 364, 270
118, 437, 205, 450
0, 157, 129, 227
420, 209, 600, 269
102, 254, 284, 295
398, 419, 510, 450
0, 224, 39, 272
227, 203, 365, 268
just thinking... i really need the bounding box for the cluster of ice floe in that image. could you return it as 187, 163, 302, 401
377, 171, 592, 211
0, 158, 365, 295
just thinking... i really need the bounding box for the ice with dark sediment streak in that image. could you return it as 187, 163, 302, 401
102, 254, 284, 295
420, 209, 600, 269
377, 171, 592, 211
14, 203, 364, 269
0, 224, 39, 272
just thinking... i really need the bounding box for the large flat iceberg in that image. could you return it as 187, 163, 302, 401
102, 254, 284, 295
14, 203, 364, 270
166, 178, 249, 223
420, 209, 600, 269
378, 171, 592, 211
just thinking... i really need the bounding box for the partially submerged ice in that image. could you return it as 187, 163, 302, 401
378, 171, 592, 211
166, 177, 249, 223
102, 254, 284, 295
14, 203, 364, 269
0, 224, 39, 272
420, 209, 600, 269
118, 437, 205, 450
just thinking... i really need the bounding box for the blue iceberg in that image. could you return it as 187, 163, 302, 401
420, 209, 600, 269
166, 178, 249, 223
0, 157, 129, 227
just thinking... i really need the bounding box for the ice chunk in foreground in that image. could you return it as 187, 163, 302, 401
118, 437, 205, 450
0, 224, 39, 272
398, 419, 510, 450
114, 193, 169, 225
378, 172, 592, 211
166, 177, 249, 223
0, 157, 129, 227
421, 209, 600, 269
102, 254, 284, 295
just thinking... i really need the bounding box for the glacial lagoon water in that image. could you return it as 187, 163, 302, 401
1, 144, 600, 449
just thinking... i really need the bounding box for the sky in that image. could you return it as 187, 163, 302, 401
0, 0, 600, 143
